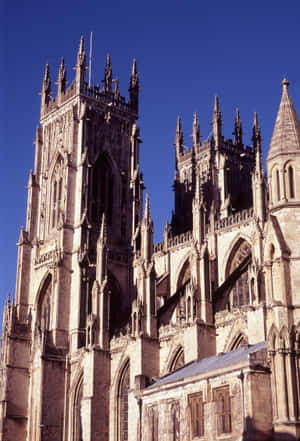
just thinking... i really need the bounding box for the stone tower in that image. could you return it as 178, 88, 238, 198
0, 36, 143, 441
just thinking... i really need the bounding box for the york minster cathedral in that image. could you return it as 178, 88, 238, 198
1, 37, 299, 441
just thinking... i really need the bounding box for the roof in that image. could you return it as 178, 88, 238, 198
267, 79, 300, 161
148, 341, 267, 389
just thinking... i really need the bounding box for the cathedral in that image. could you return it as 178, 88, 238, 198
0, 37, 300, 441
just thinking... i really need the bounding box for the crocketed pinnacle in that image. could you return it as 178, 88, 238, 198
143, 193, 151, 222
77, 36, 86, 66
267, 78, 300, 161
193, 112, 200, 147
130, 59, 139, 89
234, 108, 243, 145
98, 213, 107, 246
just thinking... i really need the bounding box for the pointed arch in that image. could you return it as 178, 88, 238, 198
70, 373, 84, 441
224, 237, 251, 308
35, 272, 53, 332
228, 333, 248, 351
117, 359, 130, 441
169, 346, 185, 372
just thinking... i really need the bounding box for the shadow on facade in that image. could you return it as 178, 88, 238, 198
242, 416, 299, 441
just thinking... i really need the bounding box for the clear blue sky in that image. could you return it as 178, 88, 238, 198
1, 0, 300, 323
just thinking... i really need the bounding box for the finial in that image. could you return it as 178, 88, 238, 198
281, 77, 290, 88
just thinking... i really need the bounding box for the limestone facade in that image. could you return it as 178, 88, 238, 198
0, 38, 300, 441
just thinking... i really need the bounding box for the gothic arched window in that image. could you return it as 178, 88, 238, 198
171, 403, 180, 441
276, 169, 281, 201
288, 165, 295, 199
50, 157, 63, 229
118, 363, 130, 441
38, 274, 52, 332
227, 240, 251, 308
74, 379, 83, 441
92, 155, 114, 226
170, 348, 184, 372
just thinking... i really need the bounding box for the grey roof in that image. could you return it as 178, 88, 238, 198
149, 341, 267, 389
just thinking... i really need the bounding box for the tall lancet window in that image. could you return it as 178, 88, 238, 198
38, 274, 52, 332
118, 363, 130, 441
92, 154, 114, 226
50, 157, 63, 229
288, 165, 295, 199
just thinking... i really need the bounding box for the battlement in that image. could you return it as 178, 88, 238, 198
40, 37, 139, 119
214, 207, 254, 231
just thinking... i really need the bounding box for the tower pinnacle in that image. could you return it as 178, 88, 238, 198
129, 59, 139, 113
104, 54, 113, 96
192, 112, 201, 148
234, 108, 243, 145
212, 95, 222, 147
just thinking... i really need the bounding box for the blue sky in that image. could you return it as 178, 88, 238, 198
1, 0, 300, 323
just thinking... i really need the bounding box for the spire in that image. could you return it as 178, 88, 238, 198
192, 112, 201, 148
57, 56, 66, 96
129, 59, 139, 113
234, 108, 243, 145
104, 54, 112, 96
175, 116, 184, 158
212, 95, 223, 148
267, 78, 300, 161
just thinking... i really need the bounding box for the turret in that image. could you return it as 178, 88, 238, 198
75, 36, 86, 93
40, 63, 51, 116
267, 78, 300, 208
129, 59, 139, 114
212, 95, 223, 148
